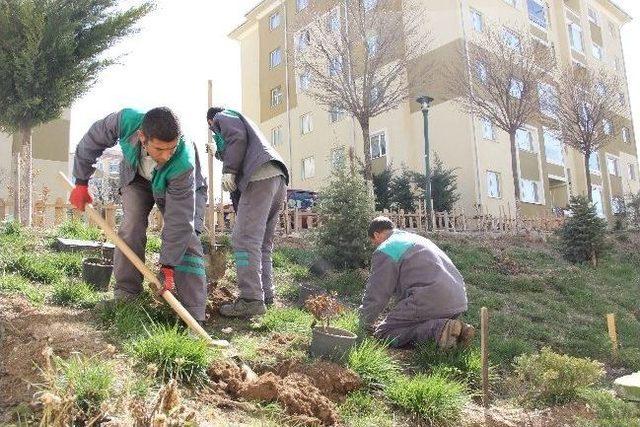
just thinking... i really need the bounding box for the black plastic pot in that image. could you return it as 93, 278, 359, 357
297, 283, 326, 308
82, 257, 113, 291
309, 326, 357, 361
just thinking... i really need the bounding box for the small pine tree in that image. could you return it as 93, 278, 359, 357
559, 196, 607, 265
373, 166, 393, 211
412, 155, 460, 212
390, 168, 417, 212
315, 167, 374, 269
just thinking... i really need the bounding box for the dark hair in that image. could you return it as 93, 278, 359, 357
142, 107, 180, 141
207, 107, 225, 122
368, 216, 395, 238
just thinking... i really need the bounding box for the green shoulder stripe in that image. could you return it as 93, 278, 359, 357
118, 108, 145, 168
151, 136, 195, 194
377, 232, 416, 262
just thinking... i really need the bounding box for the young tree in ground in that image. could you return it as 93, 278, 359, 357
372, 165, 393, 211
559, 196, 607, 266
412, 155, 460, 212
553, 66, 625, 201
389, 168, 416, 212
315, 167, 374, 269
450, 23, 555, 205
291, 0, 431, 183
0, 0, 152, 225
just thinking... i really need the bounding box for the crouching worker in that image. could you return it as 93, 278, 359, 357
70, 107, 208, 324
359, 217, 475, 350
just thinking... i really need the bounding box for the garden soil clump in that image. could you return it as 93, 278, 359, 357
206, 283, 235, 316
0, 296, 109, 417
208, 359, 361, 425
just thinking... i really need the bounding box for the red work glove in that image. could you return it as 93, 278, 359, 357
69, 181, 92, 211
158, 265, 175, 296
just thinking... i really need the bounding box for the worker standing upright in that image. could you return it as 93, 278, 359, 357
207, 107, 289, 317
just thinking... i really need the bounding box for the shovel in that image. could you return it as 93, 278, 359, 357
59, 172, 229, 348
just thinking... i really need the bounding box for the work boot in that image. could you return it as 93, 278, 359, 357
219, 298, 267, 318
437, 319, 463, 350
458, 323, 476, 348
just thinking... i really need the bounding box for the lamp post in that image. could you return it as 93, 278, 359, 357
417, 95, 434, 230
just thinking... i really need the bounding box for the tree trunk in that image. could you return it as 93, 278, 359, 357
584, 151, 593, 202
360, 119, 373, 182
508, 131, 521, 208
11, 143, 21, 224
19, 126, 33, 226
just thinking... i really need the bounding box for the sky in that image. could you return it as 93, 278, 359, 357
70, 0, 640, 189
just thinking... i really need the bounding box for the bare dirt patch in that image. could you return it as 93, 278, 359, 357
0, 296, 110, 420
462, 401, 595, 427
207, 358, 361, 426
206, 283, 235, 318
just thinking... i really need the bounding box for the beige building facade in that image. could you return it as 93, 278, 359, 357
0, 110, 71, 206
230, 0, 639, 219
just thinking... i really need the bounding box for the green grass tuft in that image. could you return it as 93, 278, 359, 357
55, 355, 115, 413
386, 373, 468, 426
339, 390, 395, 427
55, 220, 102, 241
255, 307, 313, 335
51, 280, 103, 308
333, 310, 360, 334
97, 295, 175, 339
576, 388, 640, 426
7, 252, 83, 284
129, 324, 219, 384
0, 273, 45, 304
347, 338, 401, 387
145, 234, 162, 253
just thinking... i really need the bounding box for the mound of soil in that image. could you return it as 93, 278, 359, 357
208, 359, 361, 426
0, 297, 110, 419
206, 284, 235, 317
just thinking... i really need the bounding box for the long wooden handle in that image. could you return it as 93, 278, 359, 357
59, 172, 228, 348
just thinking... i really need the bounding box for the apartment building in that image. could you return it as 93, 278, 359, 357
0, 110, 71, 206
230, 0, 639, 218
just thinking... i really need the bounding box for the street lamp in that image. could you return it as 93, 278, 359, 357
417, 95, 434, 230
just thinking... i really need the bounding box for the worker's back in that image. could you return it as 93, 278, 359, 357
376, 230, 468, 320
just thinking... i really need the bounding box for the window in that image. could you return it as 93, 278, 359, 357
298, 72, 311, 91
538, 83, 558, 118
603, 118, 613, 135
269, 12, 281, 30
503, 0, 516, 7
503, 28, 521, 51
270, 47, 282, 68
611, 196, 625, 215
591, 186, 605, 217
543, 128, 564, 166
271, 126, 282, 146
370, 85, 381, 104
331, 147, 345, 170
302, 157, 315, 179
589, 152, 600, 174
509, 79, 524, 99
592, 43, 603, 60
622, 127, 630, 143
628, 163, 637, 181
296, 0, 308, 12
607, 155, 620, 176
588, 8, 599, 25
527, 0, 547, 29
568, 23, 583, 53
329, 106, 345, 123
370, 132, 387, 159
327, 9, 340, 32
595, 82, 606, 97
516, 128, 536, 153
366, 35, 378, 58
270, 86, 282, 107
301, 113, 313, 135
364, 0, 377, 12
481, 118, 495, 140
296, 30, 311, 52
329, 57, 342, 77
487, 172, 501, 198
471, 9, 483, 32
520, 179, 541, 204
476, 61, 488, 83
